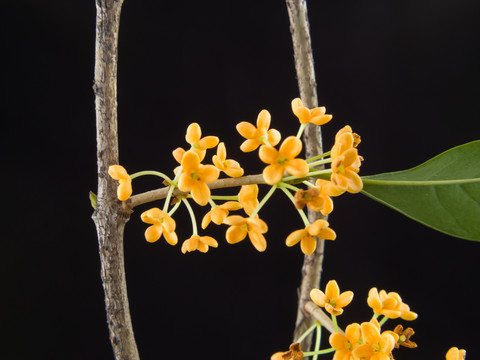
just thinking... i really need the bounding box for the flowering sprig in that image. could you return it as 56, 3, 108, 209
107, 98, 363, 254
272, 280, 467, 360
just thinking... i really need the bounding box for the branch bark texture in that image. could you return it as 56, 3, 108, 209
286, 0, 327, 351
92, 1, 140, 359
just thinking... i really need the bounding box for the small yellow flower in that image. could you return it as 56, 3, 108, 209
446, 347, 466, 360
291, 98, 333, 125
201, 201, 242, 229
212, 142, 244, 178
310, 280, 353, 316
185, 122, 219, 159
236, 109, 281, 152
331, 125, 361, 159
353, 322, 398, 360
331, 148, 363, 193
286, 219, 336, 255
181, 234, 218, 253
367, 288, 418, 321
329, 323, 362, 360
140, 208, 178, 245
259, 136, 309, 185
223, 215, 268, 252
108, 165, 133, 201
177, 150, 220, 206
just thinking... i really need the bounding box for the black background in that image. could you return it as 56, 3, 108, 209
2, 1, 480, 359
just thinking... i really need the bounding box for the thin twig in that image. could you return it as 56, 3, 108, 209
92, 1, 140, 359
285, 0, 328, 352
127, 174, 266, 208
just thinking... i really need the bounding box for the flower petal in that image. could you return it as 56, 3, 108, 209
240, 139, 261, 152
236, 122, 258, 139
145, 225, 162, 243
286, 229, 306, 247
163, 230, 178, 246
325, 280, 340, 300
199, 164, 220, 183
248, 231, 267, 252
186, 123, 202, 144
259, 145, 279, 164
279, 136, 303, 158
256, 109, 271, 132
181, 150, 201, 172
267, 129, 281, 147
285, 158, 309, 178
198, 136, 219, 150
310, 288, 327, 307
300, 235, 317, 255
226, 225, 247, 244
263, 163, 285, 185
191, 182, 211, 206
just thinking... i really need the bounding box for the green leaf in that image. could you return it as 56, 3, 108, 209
361, 140, 480, 241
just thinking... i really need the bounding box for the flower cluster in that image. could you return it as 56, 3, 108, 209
107, 98, 363, 255
274, 281, 466, 360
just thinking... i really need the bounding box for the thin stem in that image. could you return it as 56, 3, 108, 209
209, 195, 239, 201
303, 181, 317, 189
304, 348, 335, 356
249, 185, 277, 218
378, 315, 389, 327
295, 322, 318, 343
308, 158, 332, 168
182, 199, 198, 235
281, 182, 301, 192
312, 323, 321, 360
167, 199, 182, 217
163, 169, 182, 213
331, 314, 339, 333
279, 185, 310, 227
297, 123, 307, 138
130, 170, 172, 183
306, 151, 331, 163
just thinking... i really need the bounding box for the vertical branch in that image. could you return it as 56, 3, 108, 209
285, 0, 326, 351
92, 1, 140, 359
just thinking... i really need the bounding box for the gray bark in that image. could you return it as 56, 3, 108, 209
92, 1, 140, 359
286, 0, 327, 351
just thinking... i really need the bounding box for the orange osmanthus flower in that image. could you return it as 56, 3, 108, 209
329, 323, 362, 360
367, 288, 418, 321
212, 142, 244, 178
181, 234, 218, 253
177, 150, 220, 206
108, 165, 133, 201
286, 219, 336, 255
201, 201, 242, 229
259, 136, 309, 185
185, 122, 219, 159
446, 347, 466, 360
291, 98, 333, 125
353, 322, 398, 360
236, 109, 281, 152
310, 280, 353, 316
140, 207, 178, 245
238, 184, 259, 216
223, 215, 268, 252
331, 148, 363, 193
331, 125, 361, 159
